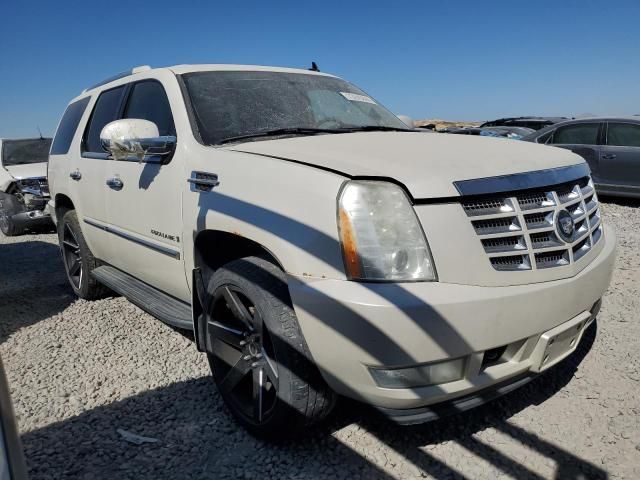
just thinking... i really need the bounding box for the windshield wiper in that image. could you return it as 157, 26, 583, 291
336, 125, 415, 133
218, 127, 345, 145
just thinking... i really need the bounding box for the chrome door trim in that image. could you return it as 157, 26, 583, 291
83, 218, 181, 260
454, 163, 591, 196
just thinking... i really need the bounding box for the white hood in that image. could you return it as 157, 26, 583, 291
3, 162, 48, 180
228, 132, 586, 199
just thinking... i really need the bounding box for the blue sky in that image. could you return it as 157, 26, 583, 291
1, 0, 639, 138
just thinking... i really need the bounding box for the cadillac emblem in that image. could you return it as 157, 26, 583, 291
556, 209, 575, 242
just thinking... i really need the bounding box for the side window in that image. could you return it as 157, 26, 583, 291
123, 81, 175, 136
607, 123, 640, 148
83, 86, 127, 153
552, 123, 599, 145
51, 97, 90, 155
537, 130, 554, 144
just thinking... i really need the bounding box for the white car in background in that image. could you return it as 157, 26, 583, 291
0, 138, 52, 236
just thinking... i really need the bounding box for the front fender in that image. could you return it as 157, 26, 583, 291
182, 148, 349, 286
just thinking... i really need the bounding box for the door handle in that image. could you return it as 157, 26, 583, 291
602, 154, 617, 160
106, 177, 124, 190
69, 169, 82, 181
187, 172, 220, 192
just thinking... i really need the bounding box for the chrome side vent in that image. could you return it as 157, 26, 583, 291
524, 211, 553, 230
490, 254, 531, 271
481, 235, 527, 253
472, 217, 520, 235
462, 198, 515, 216
535, 250, 570, 269
516, 192, 555, 210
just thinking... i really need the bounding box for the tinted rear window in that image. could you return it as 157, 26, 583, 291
553, 123, 599, 145
51, 97, 90, 155
607, 123, 640, 147
2, 138, 53, 166
84, 86, 127, 153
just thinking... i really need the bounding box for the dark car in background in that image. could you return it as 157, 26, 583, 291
524, 117, 640, 198
481, 116, 569, 130
441, 126, 534, 139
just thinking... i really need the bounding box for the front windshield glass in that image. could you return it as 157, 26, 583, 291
1, 138, 52, 166
181, 71, 410, 145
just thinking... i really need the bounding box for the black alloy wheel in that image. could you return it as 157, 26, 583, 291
209, 285, 279, 425
57, 210, 108, 300
61, 221, 83, 289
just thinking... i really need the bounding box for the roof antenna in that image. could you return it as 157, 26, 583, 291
309, 61, 320, 72
36, 125, 44, 140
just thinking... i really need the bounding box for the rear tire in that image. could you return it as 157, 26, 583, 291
205, 256, 335, 438
58, 210, 108, 299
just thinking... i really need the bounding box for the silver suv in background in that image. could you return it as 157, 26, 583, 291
48, 64, 615, 437
0, 138, 53, 236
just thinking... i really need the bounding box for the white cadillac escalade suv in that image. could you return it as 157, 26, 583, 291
48, 64, 616, 436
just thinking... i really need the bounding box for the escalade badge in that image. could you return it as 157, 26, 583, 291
556, 210, 575, 242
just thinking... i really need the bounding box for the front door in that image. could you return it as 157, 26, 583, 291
599, 122, 640, 192
103, 79, 189, 301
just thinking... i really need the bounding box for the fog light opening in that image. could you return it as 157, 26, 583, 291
369, 357, 465, 389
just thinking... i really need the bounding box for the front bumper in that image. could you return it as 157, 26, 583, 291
0, 192, 52, 230
10, 209, 51, 228
288, 225, 616, 410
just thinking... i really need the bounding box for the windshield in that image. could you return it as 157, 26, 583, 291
181, 71, 410, 145
1, 138, 52, 166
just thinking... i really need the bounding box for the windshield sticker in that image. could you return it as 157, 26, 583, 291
340, 92, 376, 104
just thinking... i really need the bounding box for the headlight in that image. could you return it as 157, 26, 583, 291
338, 180, 437, 281
16, 178, 42, 195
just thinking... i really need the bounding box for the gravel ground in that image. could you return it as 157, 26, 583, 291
1, 198, 639, 479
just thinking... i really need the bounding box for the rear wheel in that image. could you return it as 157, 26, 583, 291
58, 210, 108, 299
205, 257, 335, 437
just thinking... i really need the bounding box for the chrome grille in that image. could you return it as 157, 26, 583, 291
463, 177, 603, 271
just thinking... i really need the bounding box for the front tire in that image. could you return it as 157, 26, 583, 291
58, 210, 108, 299
0, 208, 24, 236
205, 257, 335, 438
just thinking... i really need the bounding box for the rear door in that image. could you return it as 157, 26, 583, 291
599, 122, 640, 192
103, 79, 189, 301
549, 122, 603, 180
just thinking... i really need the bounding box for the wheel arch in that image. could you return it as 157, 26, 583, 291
54, 193, 75, 220
191, 229, 286, 351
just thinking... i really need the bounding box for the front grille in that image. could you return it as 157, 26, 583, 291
462, 177, 602, 271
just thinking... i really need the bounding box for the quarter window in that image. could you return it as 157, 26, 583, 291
123, 81, 175, 136
83, 86, 127, 153
51, 97, 90, 155
552, 123, 599, 145
607, 123, 640, 148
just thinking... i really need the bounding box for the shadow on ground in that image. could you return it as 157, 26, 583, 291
0, 240, 75, 342
599, 195, 640, 208
21, 323, 604, 480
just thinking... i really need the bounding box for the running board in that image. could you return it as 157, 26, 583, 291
92, 266, 193, 331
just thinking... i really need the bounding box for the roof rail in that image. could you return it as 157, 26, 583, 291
82, 65, 151, 93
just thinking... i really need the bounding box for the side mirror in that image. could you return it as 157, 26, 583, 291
100, 119, 176, 163
396, 115, 415, 128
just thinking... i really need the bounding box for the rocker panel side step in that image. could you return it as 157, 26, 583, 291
92, 265, 193, 331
